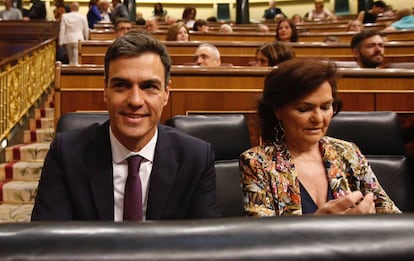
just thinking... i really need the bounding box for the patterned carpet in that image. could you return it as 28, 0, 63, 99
0, 94, 54, 222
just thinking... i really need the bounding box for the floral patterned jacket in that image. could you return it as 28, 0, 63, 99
239, 136, 401, 216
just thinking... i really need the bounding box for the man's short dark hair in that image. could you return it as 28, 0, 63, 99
114, 17, 131, 28
104, 32, 171, 86
372, 1, 386, 8
350, 29, 384, 50
193, 19, 207, 31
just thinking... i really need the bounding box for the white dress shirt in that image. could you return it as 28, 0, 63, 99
109, 126, 157, 221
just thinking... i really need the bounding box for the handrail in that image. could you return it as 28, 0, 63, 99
0, 38, 56, 143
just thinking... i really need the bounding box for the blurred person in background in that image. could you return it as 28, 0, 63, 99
114, 17, 132, 38
275, 19, 298, 42
357, 0, 386, 24
166, 22, 190, 41
87, 0, 102, 29
193, 19, 209, 32
347, 20, 364, 32
59, 2, 89, 65
253, 41, 295, 67
194, 43, 221, 66
263, 0, 285, 20
307, 0, 334, 21
0, 0, 22, 20
182, 6, 196, 28
219, 24, 233, 33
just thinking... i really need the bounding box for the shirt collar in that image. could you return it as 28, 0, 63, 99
109, 125, 158, 164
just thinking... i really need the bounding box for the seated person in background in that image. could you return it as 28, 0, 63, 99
351, 29, 385, 68
357, 0, 386, 24
263, 0, 285, 20
239, 57, 401, 216
193, 19, 209, 32
253, 41, 295, 67
219, 24, 233, 33
257, 24, 270, 33
145, 17, 160, 32
275, 19, 298, 42
291, 14, 303, 24
0, 0, 22, 20
153, 2, 167, 21
136, 12, 146, 26
307, 0, 334, 21
165, 15, 178, 25
165, 22, 190, 41
347, 20, 364, 32
206, 16, 217, 22
31, 32, 220, 221
274, 13, 285, 24
114, 17, 132, 38
182, 6, 196, 28
194, 43, 221, 66
383, 8, 414, 31
99, 0, 111, 22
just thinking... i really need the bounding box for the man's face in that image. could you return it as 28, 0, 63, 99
115, 22, 131, 38
353, 35, 385, 68
104, 53, 170, 151
194, 46, 221, 66
145, 20, 159, 32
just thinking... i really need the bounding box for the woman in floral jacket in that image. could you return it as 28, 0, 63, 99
240, 58, 401, 216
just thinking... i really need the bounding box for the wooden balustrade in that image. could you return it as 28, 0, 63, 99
55, 64, 414, 145
78, 40, 414, 66
89, 29, 414, 43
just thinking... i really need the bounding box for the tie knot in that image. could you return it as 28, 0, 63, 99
127, 155, 143, 176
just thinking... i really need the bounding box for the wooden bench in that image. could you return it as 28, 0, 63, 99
56, 64, 414, 116
55, 64, 414, 145
89, 29, 414, 43
78, 40, 414, 66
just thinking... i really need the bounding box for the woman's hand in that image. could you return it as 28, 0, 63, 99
315, 191, 376, 215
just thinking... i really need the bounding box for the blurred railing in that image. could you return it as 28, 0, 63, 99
0, 38, 56, 143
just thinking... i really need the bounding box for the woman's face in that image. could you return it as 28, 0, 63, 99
348, 21, 362, 32
278, 21, 292, 42
274, 81, 334, 148
176, 26, 189, 41
255, 51, 269, 66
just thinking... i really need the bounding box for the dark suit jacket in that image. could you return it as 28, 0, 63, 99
31, 121, 220, 221
263, 7, 285, 20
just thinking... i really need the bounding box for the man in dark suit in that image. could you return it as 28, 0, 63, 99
263, 0, 285, 20
23, 0, 46, 20
31, 32, 220, 221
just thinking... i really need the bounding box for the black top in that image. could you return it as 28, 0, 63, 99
300, 182, 334, 214
363, 12, 377, 24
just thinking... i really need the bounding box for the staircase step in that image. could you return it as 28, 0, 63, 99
1, 180, 38, 204
0, 204, 33, 223
5, 143, 51, 162
23, 128, 55, 144
29, 117, 55, 130
0, 161, 43, 181
34, 108, 54, 119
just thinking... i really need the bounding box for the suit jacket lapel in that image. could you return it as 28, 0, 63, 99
85, 121, 115, 220
146, 125, 178, 220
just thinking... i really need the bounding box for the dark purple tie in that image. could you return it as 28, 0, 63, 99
123, 155, 143, 221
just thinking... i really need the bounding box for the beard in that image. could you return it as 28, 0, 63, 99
359, 51, 384, 68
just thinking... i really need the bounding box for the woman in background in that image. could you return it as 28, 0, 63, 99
87, 0, 102, 29
240, 58, 400, 216
347, 20, 363, 32
166, 22, 190, 41
254, 41, 295, 67
275, 19, 298, 42
182, 6, 196, 28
